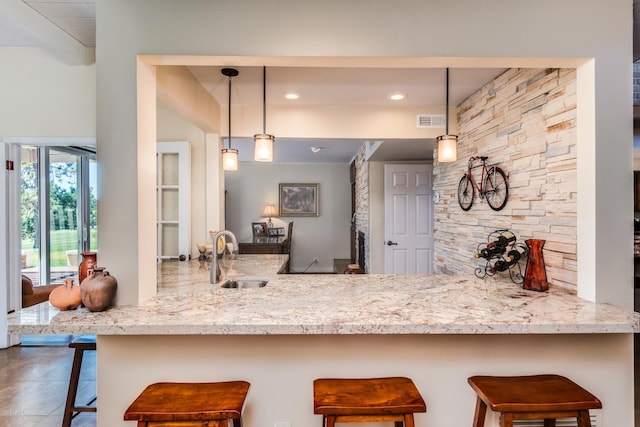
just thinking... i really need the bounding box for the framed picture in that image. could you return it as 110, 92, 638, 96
268, 227, 284, 237
279, 183, 319, 217
252, 222, 267, 236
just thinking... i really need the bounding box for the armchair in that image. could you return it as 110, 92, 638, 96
22, 275, 58, 308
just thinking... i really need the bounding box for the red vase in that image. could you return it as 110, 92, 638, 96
523, 239, 549, 292
78, 251, 97, 284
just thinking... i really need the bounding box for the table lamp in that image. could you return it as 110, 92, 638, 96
262, 205, 278, 229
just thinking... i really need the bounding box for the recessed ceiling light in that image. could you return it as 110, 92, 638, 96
389, 93, 405, 101
285, 93, 299, 100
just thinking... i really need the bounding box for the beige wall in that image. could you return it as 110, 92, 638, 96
0, 47, 95, 137
224, 162, 351, 272
434, 68, 578, 290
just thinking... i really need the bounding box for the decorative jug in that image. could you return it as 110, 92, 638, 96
49, 278, 82, 311
80, 266, 117, 312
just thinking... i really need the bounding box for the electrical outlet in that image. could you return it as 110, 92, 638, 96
275, 422, 291, 427
313, 257, 319, 264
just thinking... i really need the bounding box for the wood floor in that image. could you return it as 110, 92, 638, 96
0, 336, 638, 427
0, 337, 96, 427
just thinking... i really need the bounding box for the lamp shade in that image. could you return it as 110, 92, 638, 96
254, 134, 275, 162
262, 204, 278, 218
222, 148, 238, 171
437, 135, 458, 163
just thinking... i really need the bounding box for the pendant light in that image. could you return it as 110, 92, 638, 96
436, 68, 458, 163
221, 67, 239, 171
254, 66, 275, 162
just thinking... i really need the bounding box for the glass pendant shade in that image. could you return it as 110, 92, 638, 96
437, 68, 458, 163
220, 67, 239, 171
222, 148, 238, 171
254, 134, 275, 162
437, 135, 458, 163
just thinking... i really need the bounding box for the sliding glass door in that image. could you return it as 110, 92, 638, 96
20, 146, 97, 288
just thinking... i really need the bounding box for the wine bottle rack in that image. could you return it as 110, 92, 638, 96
474, 229, 528, 284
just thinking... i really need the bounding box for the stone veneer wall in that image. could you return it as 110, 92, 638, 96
433, 68, 577, 291
354, 144, 369, 272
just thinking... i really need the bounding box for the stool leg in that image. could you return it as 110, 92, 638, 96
402, 413, 415, 427
62, 347, 85, 427
232, 418, 243, 427
544, 419, 556, 427
500, 412, 514, 427
325, 415, 336, 427
577, 410, 592, 427
472, 397, 487, 427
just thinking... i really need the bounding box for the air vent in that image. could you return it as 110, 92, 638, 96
416, 114, 446, 129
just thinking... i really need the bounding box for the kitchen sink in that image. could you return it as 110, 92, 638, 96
220, 279, 268, 289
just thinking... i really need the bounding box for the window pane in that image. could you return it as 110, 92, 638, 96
49, 149, 78, 284
20, 147, 40, 285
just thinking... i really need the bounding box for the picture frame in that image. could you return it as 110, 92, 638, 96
268, 227, 284, 237
252, 222, 267, 237
279, 183, 319, 217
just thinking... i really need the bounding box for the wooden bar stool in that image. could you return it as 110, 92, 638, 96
62, 335, 97, 427
124, 381, 250, 427
313, 377, 426, 427
467, 375, 602, 427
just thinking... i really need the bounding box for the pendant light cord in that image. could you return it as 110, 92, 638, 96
445, 67, 450, 135
228, 74, 232, 150
262, 66, 267, 134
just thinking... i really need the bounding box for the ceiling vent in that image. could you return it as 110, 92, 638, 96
416, 114, 446, 129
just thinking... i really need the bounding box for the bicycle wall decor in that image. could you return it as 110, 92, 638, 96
457, 156, 509, 211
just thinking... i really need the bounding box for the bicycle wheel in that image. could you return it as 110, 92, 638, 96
457, 174, 474, 211
484, 166, 509, 211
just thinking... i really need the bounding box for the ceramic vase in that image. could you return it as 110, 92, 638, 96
49, 278, 82, 311
523, 239, 549, 292
78, 251, 97, 284
80, 266, 117, 312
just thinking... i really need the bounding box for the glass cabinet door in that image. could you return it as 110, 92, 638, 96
156, 141, 191, 262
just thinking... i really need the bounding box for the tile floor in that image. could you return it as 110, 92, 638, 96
0, 336, 638, 427
0, 337, 96, 427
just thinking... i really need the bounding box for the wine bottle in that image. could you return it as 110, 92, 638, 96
495, 231, 516, 248
492, 245, 527, 272
474, 242, 506, 259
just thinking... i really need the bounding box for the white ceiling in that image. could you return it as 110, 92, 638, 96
0, 0, 508, 163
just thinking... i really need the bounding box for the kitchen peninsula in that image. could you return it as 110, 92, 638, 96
8, 254, 640, 427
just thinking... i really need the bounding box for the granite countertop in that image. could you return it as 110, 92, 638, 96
7, 254, 640, 335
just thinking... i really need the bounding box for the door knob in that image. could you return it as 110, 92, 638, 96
386, 240, 398, 246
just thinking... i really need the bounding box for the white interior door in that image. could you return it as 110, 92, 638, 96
384, 164, 434, 274
157, 141, 191, 262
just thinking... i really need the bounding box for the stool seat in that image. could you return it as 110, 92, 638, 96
124, 381, 250, 427
314, 377, 426, 427
468, 375, 601, 427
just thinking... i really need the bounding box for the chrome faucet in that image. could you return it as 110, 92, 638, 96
210, 230, 239, 284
